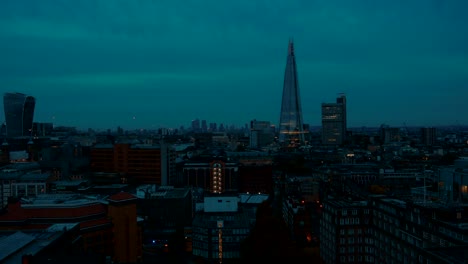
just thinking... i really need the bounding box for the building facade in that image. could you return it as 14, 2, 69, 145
249, 119, 275, 149
183, 159, 239, 194
278, 40, 306, 145
421, 127, 437, 146
90, 143, 176, 185
321, 94, 347, 145
3, 92, 36, 138
320, 195, 468, 263
192, 195, 251, 261
0, 162, 50, 208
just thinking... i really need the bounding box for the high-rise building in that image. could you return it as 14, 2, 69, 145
321, 94, 347, 145
3, 92, 36, 138
279, 40, 306, 145
201, 119, 208, 132
249, 119, 275, 148
421, 127, 437, 146
191, 118, 200, 132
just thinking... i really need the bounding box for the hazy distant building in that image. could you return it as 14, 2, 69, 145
321, 94, 347, 145
192, 119, 200, 132
3, 92, 36, 138
249, 119, 275, 148
201, 120, 207, 132
209, 123, 217, 132
32, 122, 53, 137
421, 127, 437, 146
279, 40, 306, 145
380, 125, 402, 144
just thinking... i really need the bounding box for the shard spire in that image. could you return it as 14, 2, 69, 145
279, 40, 305, 145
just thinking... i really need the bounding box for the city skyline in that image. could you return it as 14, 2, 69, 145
1, 0, 468, 130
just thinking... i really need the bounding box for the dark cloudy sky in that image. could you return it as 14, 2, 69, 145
1, 0, 467, 130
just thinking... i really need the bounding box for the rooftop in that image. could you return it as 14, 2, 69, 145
108, 191, 137, 203
136, 185, 191, 199
239, 193, 269, 204
0, 223, 78, 263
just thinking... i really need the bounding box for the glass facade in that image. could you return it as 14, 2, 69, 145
3, 92, 36, 137
279, 40, 305, 145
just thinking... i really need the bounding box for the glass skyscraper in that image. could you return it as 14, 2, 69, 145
279, 40, 305, 145
3, 92, 36, 138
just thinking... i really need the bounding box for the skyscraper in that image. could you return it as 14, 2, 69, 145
279, 40, 305, 145
321, 93, 347, 145
3, 92, 36, 138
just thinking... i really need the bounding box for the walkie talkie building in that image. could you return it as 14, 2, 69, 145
278, 40, 305, 145
3, 92, 36, 138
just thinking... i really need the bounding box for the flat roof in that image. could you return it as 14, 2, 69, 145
0, 232, 36, 262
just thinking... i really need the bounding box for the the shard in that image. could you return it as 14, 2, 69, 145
278, 40, 305, 145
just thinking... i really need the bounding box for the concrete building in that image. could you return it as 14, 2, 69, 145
183, 159, 238, 194
320, 195, 468, 263
438, 157, 468, 203
192, 195, 251, 262
0, 162, 51, 208
320, 199, 371, 264
421, 127, 437, 146
136, 185, 193, 245
107, 192, 143, 263
321, 94, 347, 145
249, 119, 275, 149
0, 192, 143, 263
0, 223, 99, 264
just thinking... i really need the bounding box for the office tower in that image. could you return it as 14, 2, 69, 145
3, 92, 36, 138
321, 94, 347, 145
421, 127, 436, 146
191, 118, 200, 132
249, 119, 274, 148
279, 40, 306, 145
380, 124, 401, 144
201, 119, 207, 132
209, 122, 217, 132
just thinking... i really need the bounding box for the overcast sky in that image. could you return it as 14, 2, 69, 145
1, 0, 467, 130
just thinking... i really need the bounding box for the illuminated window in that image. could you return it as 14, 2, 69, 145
462, 185, 468, 193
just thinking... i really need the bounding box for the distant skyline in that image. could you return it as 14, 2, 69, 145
1, 0, 467, 130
